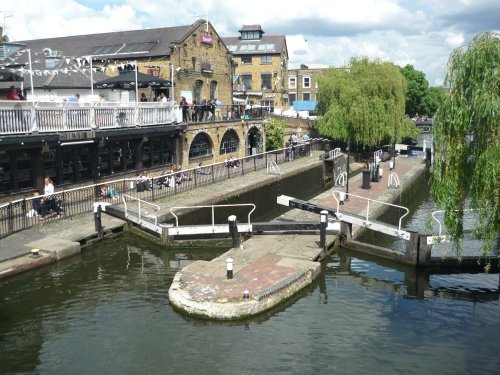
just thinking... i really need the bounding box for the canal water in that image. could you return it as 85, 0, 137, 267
1, 148, 499, 374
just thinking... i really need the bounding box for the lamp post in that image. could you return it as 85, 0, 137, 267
393, 125, 397, 169
27, 49, 35, 100
346, 138, 350, 200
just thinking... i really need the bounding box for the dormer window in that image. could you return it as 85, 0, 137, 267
241, 31, 261, 40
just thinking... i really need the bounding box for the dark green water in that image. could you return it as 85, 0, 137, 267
1, 162, 499, 374
1, 234, 499, 374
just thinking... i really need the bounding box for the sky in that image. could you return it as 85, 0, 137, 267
1, 0, 499, 86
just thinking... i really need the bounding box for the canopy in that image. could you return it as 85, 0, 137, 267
293, 100, 317, 111
0, 69, 24, 82
94, 71, 172, 89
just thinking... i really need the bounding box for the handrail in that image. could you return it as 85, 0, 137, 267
267, 160, 280, 176
335, 171, 347, 187
169, 203, 256, 229
328, 148, 341, 159
387, 173, 400, 188
332, 190, 409, 235
431, 209, 478, 237
122, 194, 161, 226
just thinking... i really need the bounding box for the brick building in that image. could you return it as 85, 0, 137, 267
222, 25, 289, 112
287, 64, 328, 105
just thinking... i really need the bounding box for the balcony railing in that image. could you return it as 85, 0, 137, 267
0, 100, 183, 135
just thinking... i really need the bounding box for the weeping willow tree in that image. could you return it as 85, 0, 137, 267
431, 32, 500, 257
316, 57, 417, 148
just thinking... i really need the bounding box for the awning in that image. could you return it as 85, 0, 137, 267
94, 71, 172, 89
293, 100, 317, 111
0, 69, 24, 82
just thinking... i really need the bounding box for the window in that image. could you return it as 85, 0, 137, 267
289, 93, 296, 104
194, 80, 203, 103
261, 74, 272, 90
241, 75, 252, 90
220, 130, 239, 154
261, 55, 272, 64
189, 133, 212, 159
118, 64, 136, 74
147, 68, 160, 77
303, 76, 311, 88
241, 56, 252, 64
241, 31, 260, 40
288, 76, 296, 89
302, 92, 310, 101
210, 80, 217, 100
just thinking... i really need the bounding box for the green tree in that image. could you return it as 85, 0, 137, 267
431, 32, 500, 256
316, 57, 417, 148
265, 117, 286, 150
400, 64, 430, 117
422, 86, 446, 117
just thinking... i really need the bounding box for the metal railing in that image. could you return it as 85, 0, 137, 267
122, 194, 161, 226
0, 101, 272, 135
332, 190, 410, 238
0, 100, 182, 134
0, 138, 325, 239
170, 203, 256, 229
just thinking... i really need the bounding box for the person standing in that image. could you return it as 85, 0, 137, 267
180, 96, 190, 123
7, 86, 20, 100
215, 98, 222, 121
44, 177, 62, 217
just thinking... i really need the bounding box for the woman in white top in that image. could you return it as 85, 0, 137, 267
44, 177, 61, 217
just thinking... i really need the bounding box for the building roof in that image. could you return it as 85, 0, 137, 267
221, 34, 286, 56
0, 20, 208, 89
239, 25, 264, 33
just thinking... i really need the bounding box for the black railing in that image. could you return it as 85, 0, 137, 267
0, 139, 325, 239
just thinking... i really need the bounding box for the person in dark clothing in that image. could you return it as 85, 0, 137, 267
180, 96, 190, 123
191, 100, 198, 122
32, 192, 49, 218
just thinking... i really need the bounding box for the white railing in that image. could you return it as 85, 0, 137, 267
122, 194, 161, 226
170, 203, 256, 229
0, 100, 182, 134
335, 171, 347, 187
267, 160, 281, 176
388, 172, 400, 188
328, 148, 341, 159
332, 190, 410, 238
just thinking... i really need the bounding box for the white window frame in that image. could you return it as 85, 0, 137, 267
303, 76, 311, 89
288, 76, 297, 89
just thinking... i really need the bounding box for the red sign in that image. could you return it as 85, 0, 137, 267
200, 34, 213, 45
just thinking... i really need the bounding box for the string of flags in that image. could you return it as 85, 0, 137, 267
0, 49, 140, 76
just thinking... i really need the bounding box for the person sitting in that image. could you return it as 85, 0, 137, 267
27, 192, 49, 219
196, 162, 211, 175
100, 185, 118, 199
230, 157, 240, 168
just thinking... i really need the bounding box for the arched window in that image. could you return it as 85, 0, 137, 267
189, 133, 212, 159
220, 129, 239, 155
194, 80, 203, 103
210, 80, 217, 99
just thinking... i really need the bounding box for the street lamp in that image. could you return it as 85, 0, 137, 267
346, 138, 350, 200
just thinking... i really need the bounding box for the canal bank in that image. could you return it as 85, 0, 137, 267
0, 151, 331, 279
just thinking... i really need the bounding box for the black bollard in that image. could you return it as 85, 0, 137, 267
226, 258, 233, 280
228, 215, 240, 249
362, 169, 371, 189
94, 203, 103, 236
319, 210, 328, 249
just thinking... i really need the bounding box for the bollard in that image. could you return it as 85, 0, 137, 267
379, 167, 383, 178
94, 204, 103, 235
226, 258, 233, 280
389, 160, 394, 170
339, 191, 346, 205
319, 210, 328, 249
30, 248, 41, 258
362, 169, 371, 189
228, 215, 240, 249
243, 290, 250, 299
